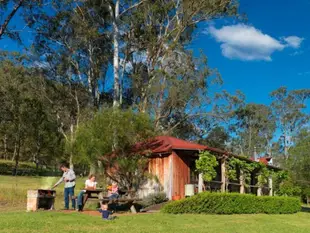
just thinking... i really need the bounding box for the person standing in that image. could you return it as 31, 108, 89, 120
52, 163, 76, 210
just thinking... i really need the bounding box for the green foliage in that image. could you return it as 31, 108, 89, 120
226, 157, 272, 187
161, 192, 301, 214
140, 192, 168, 208
272, 171, 302, 197
287, 129, 310, 180
74, 108, 155, 192
74, 108, 154, 164
195, 151, 218, 182
270, 87, 310, 157
230, 103, 276, 157
199, 126, 229, 150
256, 165, 272, 186
0, 57, 65, 170
276, 180, 302, 197
273, 170, 289, 182
0, 160, 60, 176
123, 0, 242, 137
33, 0, 112, 109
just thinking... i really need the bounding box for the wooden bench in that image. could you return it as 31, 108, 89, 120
99, 198, 142, 213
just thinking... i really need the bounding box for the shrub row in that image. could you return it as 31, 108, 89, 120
161, 192, 301, 214
0, 160, 61, 176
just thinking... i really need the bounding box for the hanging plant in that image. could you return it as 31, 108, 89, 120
253, 162, 272, 186
196, 151, 218, 182
227, 157, 257, 187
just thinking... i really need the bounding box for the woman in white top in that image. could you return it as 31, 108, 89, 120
77, 174, 97, 211
84, 175, 97, 190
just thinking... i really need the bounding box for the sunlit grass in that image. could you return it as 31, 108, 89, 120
1, 211, 310, 233
0, 175, 86, 211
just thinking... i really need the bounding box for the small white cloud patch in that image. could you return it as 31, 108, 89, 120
283, 36, 304, 48
207, 24, 303, 61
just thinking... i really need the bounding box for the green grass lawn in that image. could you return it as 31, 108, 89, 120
1, 211, 310, 233
0, 175, 95, 211
1, 175, 310, 233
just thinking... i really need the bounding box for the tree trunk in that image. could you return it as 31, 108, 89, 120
13, 130, 21, 176
87, 43, 100, 109
268, 176, 273, 196
97, 160, 103, 175
89, 163, 97, 175
3, 134, 7, 160
69, 123, 74, 170
221, 159, 226, 192
33, 136, 41, 170
240, 169, 245, 194
13, 143, 20, 176
248, 124, 252, 156
198, 173, 203, 193
12, 140, 17, 162
112, 0, 120, 108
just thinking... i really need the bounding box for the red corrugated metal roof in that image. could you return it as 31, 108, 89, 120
141, 136, 280, 169
101, 135, 280, 170
250, 156, 272, 165
157, 136, 207, 151
141, 136, 208, 154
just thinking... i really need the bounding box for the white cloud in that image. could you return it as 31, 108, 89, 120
290, 50, 304, 56
298, 71, 310, 76
283, 36, 304, 48
207, 24, 303, 61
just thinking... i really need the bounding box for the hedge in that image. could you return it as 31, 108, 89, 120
0, 160, 61, 176
161, 192, 301, 214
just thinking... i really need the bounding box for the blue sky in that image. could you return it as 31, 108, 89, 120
1, 0, 309, 111
191, 0, 310, 108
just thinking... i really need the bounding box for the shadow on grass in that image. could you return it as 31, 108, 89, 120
301, 206, 310, 213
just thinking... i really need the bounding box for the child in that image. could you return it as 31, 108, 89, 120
108, 182, 119, 200
77, 174, 97, 211
98, 203, 116, 220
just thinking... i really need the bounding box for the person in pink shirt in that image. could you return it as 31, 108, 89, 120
108, 182, 119, 200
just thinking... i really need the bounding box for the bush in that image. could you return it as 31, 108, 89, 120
161, 192, 301, 214
141, 192, 168, 207
276, 180, 302, 197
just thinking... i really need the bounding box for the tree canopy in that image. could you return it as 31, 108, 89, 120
0, 1, 309, 194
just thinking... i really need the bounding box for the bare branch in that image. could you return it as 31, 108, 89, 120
0, 0, 25, 39
118, 0, 147, 18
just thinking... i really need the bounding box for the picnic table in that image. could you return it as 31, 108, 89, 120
80, 189, 104, 210
80, 189, 141, 213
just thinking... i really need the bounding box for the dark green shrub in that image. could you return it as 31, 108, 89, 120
161, 192, 301, 214
141, 192, 168, 207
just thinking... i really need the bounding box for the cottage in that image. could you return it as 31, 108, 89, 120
136, 136, 279, 200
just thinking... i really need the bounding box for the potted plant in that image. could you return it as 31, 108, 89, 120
172, 193, 181, 200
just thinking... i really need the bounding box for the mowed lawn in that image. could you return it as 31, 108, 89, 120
1, 211, 310, 233
0, 175, 90, 211
1, 175, 310, 233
